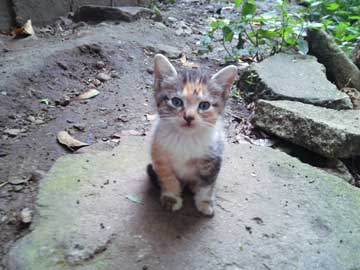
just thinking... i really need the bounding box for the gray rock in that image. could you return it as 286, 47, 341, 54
167, 16, 177, 23
352, 41, 360, 69
239, 53, 353, 110
6, 137, 360, 270
322, 159, 355, 185
4, 128, 21, 137
95, 60, 105, 69
74, 5, 154, 23
0, 0, 12, 32
253, 100, 360, 158
307, 29, 360, 91
73, 123, 86, 132
96, 72, 111, 82
144, 43, 182, 59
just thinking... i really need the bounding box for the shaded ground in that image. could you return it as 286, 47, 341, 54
6, 137, 360, 270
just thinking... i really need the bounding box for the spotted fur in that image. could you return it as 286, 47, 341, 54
149, 54, 237, 216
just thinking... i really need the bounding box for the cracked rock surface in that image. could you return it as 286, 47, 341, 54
6, 137, 360, 270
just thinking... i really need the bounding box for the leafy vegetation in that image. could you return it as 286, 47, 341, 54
303, 0, 360, 55
203, 0, 359, 62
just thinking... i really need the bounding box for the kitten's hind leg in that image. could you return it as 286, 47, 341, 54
194, 184, 216, 217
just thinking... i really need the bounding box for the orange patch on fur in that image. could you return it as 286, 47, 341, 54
151, 141, 182, 195
201, 111, 218, 124
183, 82, 207, 97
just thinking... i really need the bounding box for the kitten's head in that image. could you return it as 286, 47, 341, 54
153, 54, 237, 132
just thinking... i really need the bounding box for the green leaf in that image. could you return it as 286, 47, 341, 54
297, 39, 309, 55
235, 0, 243, 8
349, 16, 360, 21
242, 1, 256, 16
258, 29, 279, 39
222, 26, 234, 42
40, 98, 49, 105
126, 194, 143, 204
326, 3, 340, 11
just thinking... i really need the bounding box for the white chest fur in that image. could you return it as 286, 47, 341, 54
153, 119, 223, 180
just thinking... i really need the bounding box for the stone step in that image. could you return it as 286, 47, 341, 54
74, 5, 155, 23
253, 99, 360, 158
6, 137, 360, 270
239, 52, 353, 110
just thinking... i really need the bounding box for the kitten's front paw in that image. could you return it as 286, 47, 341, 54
161, 192, 183, 212
195, 201, 215, 217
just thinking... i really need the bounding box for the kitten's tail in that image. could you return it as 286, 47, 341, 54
146, 164, 160, 189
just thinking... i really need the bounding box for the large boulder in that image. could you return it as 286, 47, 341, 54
74, 5, 155, 23
12, 0, 73, 26
0, 0, 13, 31
238, 53, 353, 110
253, 100, 360, 158
5, 137, 360, 270
72, 0, 151, 8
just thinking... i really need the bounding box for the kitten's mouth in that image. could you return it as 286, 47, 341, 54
181, 123, 195, 129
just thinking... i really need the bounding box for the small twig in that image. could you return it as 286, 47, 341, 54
0, 182, 9, 189
222, 38, 234, 59
263, 264, 272, 270
244, 29, 257, 47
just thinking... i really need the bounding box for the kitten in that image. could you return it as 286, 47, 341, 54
148, 54, 237, 216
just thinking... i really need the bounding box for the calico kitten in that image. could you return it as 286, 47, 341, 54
148, 54, 237, 216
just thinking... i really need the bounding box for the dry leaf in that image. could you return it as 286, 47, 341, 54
146, 113, 157, 121
180, 55, 200, 68
15, 20, 35, 38
78, 89, 100, 100
57, 131, 89, 151
126, 194, 143, 204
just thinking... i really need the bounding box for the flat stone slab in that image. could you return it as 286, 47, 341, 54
74, 5, 154, 23
253, 100, 360, 158
6, 137, 360, 270
239, 53, 353, 110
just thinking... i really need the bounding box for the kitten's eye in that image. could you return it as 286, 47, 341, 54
198, 101, 211, 111
171, 97, 183, 107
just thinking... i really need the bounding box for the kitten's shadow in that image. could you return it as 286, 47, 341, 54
131, 174, 212, 243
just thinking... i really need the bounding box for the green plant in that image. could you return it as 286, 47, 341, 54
303, 0, 360, 55
203, 0, 312, 62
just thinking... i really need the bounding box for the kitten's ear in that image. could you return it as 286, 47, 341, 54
209, 65, 237, 96
154, 54, 177, 82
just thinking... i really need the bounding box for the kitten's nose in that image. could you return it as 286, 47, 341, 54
183, 115, 195, 124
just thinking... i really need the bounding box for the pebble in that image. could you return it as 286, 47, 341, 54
96, 73, 111, 82
95, 61, 105, 69
4, 128, 21, 137
167, 16, 177, 23
73, 123, 86, 132
20, 208, 33, 224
